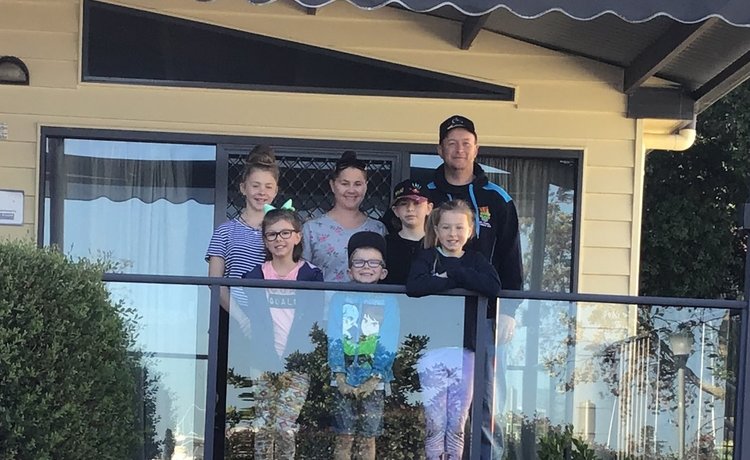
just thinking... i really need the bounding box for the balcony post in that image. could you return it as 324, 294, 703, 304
469, 295, 489, 460
733, 200, 750, 460
205, 284, 229, 460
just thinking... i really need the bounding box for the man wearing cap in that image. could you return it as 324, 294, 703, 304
428, 115, 523, 458
383, 179, 433, 285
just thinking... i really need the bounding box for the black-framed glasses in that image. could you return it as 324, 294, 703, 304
350, 259, 385, 269
263, 229, 298, 241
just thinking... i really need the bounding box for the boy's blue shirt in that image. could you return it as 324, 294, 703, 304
327, 290, 400, 387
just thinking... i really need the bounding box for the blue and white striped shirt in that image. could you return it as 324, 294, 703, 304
205, 218, 266, 279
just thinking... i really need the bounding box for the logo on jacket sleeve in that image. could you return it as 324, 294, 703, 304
478, 206, 492, 227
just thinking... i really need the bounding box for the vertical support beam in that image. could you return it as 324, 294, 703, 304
204, 285, 219, 460
733, 201, 750, 460
522, 300, 540, 411
469, 295, 488, 460
206, 147, 229, 459
48, 138, 66, 248
37, 134, 49, 246
677, 367, 686, 458
205, 284, 229, 460
460, 14, 490, 50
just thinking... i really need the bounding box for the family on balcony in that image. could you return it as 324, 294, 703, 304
206, 115, 523, 460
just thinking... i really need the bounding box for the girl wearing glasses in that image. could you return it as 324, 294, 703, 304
241, 208, 324, 460
302, 151, 386, 282
406, 199, 500, 460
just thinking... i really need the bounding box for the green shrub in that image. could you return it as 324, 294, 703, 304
0, 242, 139, 459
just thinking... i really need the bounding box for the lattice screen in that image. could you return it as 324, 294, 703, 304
226, 147, 396, 221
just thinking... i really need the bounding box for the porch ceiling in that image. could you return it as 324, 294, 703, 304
423, 6, 750, 114
231, 0, 750, 116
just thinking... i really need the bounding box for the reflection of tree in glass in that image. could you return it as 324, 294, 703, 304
537, 302, 576, 391
503, 414, 715, 460
577, 307, 733, 457
504, 416, 607, 460
542, 186, 573, 293
132, 358, 164, 460
95, 256, 167, 459
506, 300, 577, 395
225, 323, 430, 459
507, 304, 736, 458
519, 186, 573, 292
163, 428, 176, 460
599, 308, 732, 402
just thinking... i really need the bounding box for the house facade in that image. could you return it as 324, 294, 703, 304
1, 0, 748, 459
0, 0, 673, 295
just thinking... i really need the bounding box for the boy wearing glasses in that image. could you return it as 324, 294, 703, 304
328, 231, 400, 460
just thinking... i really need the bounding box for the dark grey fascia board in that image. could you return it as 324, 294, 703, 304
627, 87, 696, 120
693, 48, 750, 114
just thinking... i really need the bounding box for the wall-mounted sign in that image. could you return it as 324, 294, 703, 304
0, 190, 23, 225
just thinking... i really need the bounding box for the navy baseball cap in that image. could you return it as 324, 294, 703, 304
439, 115, 476, 143
347, 231, 387, 259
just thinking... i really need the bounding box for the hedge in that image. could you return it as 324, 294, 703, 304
0, 242, 139, 459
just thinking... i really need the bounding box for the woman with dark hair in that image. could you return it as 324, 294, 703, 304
302, 151, 386, 282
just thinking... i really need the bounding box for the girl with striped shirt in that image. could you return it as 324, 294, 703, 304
206, 145, 280, 307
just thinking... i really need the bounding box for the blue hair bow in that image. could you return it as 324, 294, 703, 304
263, 199, 295, 214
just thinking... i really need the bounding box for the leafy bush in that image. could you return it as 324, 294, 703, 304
0, 242, 140, 459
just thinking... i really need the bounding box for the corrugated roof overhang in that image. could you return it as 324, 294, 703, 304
253, 0, 750, 25
233, 0, 750, 118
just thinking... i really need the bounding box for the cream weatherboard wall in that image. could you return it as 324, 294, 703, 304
0, 0, 646, 296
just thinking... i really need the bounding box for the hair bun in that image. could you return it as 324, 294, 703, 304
340, 150, 358, 162
246, 144, 277, 168
335, 150, 366, 171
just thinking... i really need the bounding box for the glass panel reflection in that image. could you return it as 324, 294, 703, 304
107, 281, 210, 460
99, 278, 742, 460
225, 287, 472, 459
502, 301, 738, 459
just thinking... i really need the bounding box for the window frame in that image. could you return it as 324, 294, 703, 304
476, 147, 583, 294
38, 127, 581, 292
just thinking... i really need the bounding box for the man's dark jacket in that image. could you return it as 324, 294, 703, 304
427, 163, 524, 294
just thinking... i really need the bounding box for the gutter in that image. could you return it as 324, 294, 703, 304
643, 118, 697, 152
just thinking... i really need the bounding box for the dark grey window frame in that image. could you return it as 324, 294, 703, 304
38, 127, 582, 293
